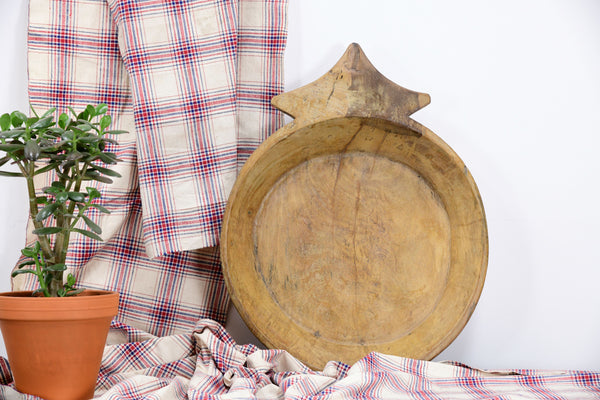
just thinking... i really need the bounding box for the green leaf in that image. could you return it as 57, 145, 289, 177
32, 288, 47, 297
67, 106, 78, 118
97, 152, 120, 164
36, 196, 48, 204
82, 215, 102, 234
0, 171, 24, 177
59, 160, 75, 174
0, 154, 11, 167
104, 129, 128, 135
17, 260, 36, 268
32, 227, 62, 235
83, 154, 102, 163
66, 273, 76, 286
61, 131, 75, 141
43, 273, 53, 287
90, 203, 110, 214
47, 126, 65, 134
51, 181, 65, 189
100, 115, 112, 131
73, 150, 90, 159
43, 186, 61, 195
25, 117, 38, 129
38, 137, 54, 148
55, 192, 68, 203
89, 164, 121, 178
0, 128, 26, 139
29, 105, 39, 118
30, 116, 54, 130
44, 140, 68, 151
11, 111, 27, 127
0, 143, 24, 152
76, 123, 92, 132
86, 186, 101, 199
58, 113, 69, 129
83, 170, 113, 184
24, 141, 41, 161
11, 269, 37, 277
56, 170, 71, 181
78, 136, 100, 144
35, 202, 59, 221
33, 163, 58, 176
21, 247, 37, 258
77, 109, 90, 121
101, 138, 119, 146
45, 263, 67, 272
65, 288, 84, 297
41, 108, 56, 118
0, 113, 11, 130
72, 228, 103, 241
95, 103, 108, 115
67, 192, 86, 202
85, 104, 96, 119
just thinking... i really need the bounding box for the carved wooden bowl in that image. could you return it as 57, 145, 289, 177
221, 44, 488, 369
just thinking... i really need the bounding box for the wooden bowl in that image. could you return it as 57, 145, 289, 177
221, 44, 488, 369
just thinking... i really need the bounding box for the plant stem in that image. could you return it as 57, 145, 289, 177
47, 272, 62, 297
56, 163, 87, 267
34, 248, 49, 297
23, 161, 53, 261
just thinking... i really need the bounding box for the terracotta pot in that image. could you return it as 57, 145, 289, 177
0, 290, 119, 400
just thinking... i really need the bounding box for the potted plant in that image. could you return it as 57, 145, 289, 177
0, 104, 125, 400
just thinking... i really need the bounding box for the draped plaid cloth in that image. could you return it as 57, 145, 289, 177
14, 0, 288, 336
1, 319, 599, 399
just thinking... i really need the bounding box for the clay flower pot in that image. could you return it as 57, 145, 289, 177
0, 290, 118, 400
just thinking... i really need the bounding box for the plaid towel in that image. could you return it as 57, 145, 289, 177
1, 319, 599, 399
15, 0, 287, 336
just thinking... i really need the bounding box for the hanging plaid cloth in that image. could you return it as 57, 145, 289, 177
16, 0, 288, 337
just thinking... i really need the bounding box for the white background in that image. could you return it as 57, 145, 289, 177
1, 1, 600, 371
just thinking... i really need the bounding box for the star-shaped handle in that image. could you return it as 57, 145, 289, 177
272, 43, 431, 134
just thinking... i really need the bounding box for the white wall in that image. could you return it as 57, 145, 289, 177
2, 0, 600, 371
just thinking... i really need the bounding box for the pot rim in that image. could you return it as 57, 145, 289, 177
0, 289, 116, 298
0, 289, 119, 321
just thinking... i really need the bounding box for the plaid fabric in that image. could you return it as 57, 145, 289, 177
28, 0, 287, 257
1, 319, 599, 399
107, 0, 286, 257
14, 0, 288, 336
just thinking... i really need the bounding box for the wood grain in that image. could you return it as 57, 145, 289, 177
221, 43, 488, 369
